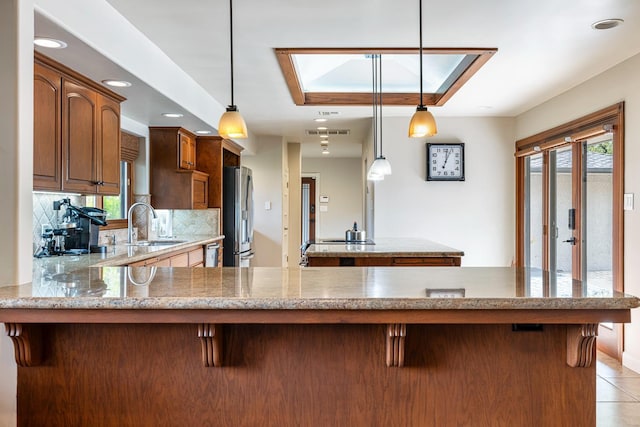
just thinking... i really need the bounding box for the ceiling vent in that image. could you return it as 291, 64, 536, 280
305, 129, 351, 136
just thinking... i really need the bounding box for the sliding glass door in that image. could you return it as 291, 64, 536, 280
516, 103, 624, 360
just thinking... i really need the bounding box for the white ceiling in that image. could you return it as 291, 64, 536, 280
34, 0, 640, 158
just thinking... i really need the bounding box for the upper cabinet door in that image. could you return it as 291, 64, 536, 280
62, 79, 97, 194
179, 132, 195, 170
33, 63, 61, 191
96, 94, 121, 195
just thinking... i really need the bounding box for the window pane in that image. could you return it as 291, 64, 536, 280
293, 53, 467, 93
103, 162, 128, 220
585, 137, 613, 288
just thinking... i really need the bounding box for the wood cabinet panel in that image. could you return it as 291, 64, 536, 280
62, 79, 97, 194
392, 257, 461, 266
96, 95, 121, 195
127, 245, 206, 268
307, 256, 461, 267
169, 253, 189, 267
195, 136, 242, 209
128, 258, 159, 267
34, 53, 124, 195
191, 171, 209, 209
188, 247, 204, 267
15, 323, 595, 426
179, 132, 195, 170
155, 258, 171, 267
33, 63, 61, 191
150, 127, 209, 209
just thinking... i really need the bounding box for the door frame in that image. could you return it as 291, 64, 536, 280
301, 173, 320, 242
515, 102, 625, 359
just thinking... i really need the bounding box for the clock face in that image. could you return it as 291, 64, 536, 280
427, 143, 465, 181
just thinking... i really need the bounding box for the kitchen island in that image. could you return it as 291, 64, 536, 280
0, 266, 637, 426
304, 237, 464, 266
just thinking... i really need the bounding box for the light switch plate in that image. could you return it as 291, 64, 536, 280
264, 201, 272, 210
624, 193, 634, 211
319, 205, 328, 212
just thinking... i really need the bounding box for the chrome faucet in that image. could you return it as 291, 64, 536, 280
127, 202, 158, 244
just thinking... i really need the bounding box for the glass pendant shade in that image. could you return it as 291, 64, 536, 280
370, 156, 392, 176
408, 107, 437, 138
218, 106, 248, 139
367, 167, 384, 181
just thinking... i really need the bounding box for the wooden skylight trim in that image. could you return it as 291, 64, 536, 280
274, 47, 497, 107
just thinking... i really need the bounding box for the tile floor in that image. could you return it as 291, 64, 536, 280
597, 352, 640, 426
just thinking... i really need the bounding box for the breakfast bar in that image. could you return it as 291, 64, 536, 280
0, 266, 637, 426
304, 237, 464, 266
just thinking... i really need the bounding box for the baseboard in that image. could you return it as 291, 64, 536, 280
623, 351, 640, 374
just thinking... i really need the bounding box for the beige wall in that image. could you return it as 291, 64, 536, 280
241, 136, 285, 267
371, 116, 516, 267
302, 157, 363, 239
0, 0, 34, 424
515, 52, 640, 372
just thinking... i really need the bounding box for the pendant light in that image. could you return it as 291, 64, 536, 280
367, 55, 383, 181
370, 54, 392, 176
218, 0, 248, 139
408, 0, 437, 138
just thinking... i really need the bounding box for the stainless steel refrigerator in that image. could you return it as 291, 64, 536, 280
223, 166, 255, 266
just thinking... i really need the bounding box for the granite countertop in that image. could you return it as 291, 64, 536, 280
32, 235, 224, 273
0, 266, 637, 311
305, 238, 464, 258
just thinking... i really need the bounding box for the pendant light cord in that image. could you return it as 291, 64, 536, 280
378, 54, 383, 157
418, 0, 423, 108
371, 54, 377, 158
229, 0, 235, 107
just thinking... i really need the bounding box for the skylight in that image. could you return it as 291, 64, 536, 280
275, 48, 496, 106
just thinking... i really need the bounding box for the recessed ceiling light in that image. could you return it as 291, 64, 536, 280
162, 113, 184, 118
314, 118, 328, 122
322, 150, 330, 155
320, 134, 329, 139
317, 126, 328, 130
195, 130, 212, 135
320, 140, 329, 145
33, 37, 67, 49
591, 18, 624, 30
102, 80, 132, 88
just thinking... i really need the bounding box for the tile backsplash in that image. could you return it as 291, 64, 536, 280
33, 192, 220, 253
153, 208, 220, 238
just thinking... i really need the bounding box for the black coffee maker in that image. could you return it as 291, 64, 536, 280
35, 199, 108, 257
62, 204, 108, 254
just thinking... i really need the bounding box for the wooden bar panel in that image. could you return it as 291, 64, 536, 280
17, 323, 594, 426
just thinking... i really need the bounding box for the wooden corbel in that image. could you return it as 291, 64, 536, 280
4, 323, 42, 367
198, 324, 223, 367
385, 323, 407, 367
567, 324, 598, 368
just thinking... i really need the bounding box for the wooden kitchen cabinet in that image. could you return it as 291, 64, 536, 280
127, 245, 206, 267
62, 78, 97, 194
96, 94, 122, 195
195, 136, 242, 209
33, 62, 62, 191
307, 256, 461, 267
33, 53, 125, 195
179, 132, 196, 170
150, 127, 210, 209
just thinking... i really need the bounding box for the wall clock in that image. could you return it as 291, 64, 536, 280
426, 143, 465, 181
